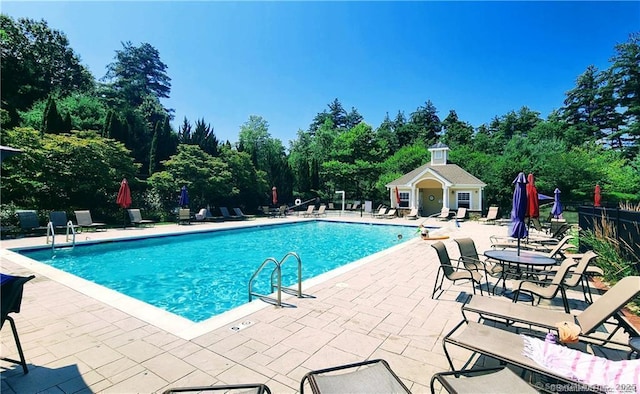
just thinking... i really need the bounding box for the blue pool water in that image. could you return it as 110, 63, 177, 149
18, 221, 420, 322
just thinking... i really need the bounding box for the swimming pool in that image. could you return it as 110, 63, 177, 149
17, 221, 419, 322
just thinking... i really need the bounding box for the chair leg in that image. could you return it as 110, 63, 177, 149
560, 287, 570, 313
432, 270, 442, 299
2, 316, 29, 374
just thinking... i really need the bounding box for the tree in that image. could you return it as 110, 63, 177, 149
20, 93, 107, 132
441, 110, 473, 149
103, 41, 172, 109
608, 32, 640, 153
1, 127, 137, 215
561, 65, 603, 143
409, 100, 441, 145
148, 144, 234, 213
42, 97, 65, 134
0, 15, 94, 127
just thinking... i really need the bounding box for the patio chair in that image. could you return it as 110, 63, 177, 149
436, 207, 451, 221
384, 208, 397, 219
313, 205, 327, 217
127, 209, 155, 227
302, 205, 316, 217
177, 208, 191, 225
351, 202, 360, 211
300, 359, 411, 394
234, 207, 255, 220
372, 206, 387, 218
16, 211, 48, 235
453, 207, 467, 221
442, 320, 636, 392
219, 206, 241, 220
406, 207, 419, 220
478, 206, 499, 224
461, 276, 640, 348
328, 203, 335, 210
49, 211, 80, 233
1, 273, 36, 374
194, 208, 212, 221
74, 210, 107, 232
164, 384, 271, 393
453, 238, 504, 294
431, 241, 484, 299
510, 257, 579, 313
541, 250, 599, 304
430, 366, 538, 394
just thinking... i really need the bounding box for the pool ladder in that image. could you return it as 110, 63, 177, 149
248, 252, 303, 307
46, 220, 76, 250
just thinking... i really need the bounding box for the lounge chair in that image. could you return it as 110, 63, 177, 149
406, 208, 419, 220
430, 366, 538, 394
435, 207, 451, 221
384, 208, 397, 218
234, 207, 255, 220
478, 206, 499, 224
16, 211, 48, 235
490, 235, 574, 259
460, 276, 640, 346
351, 202, 360, 211
127, 209, 155, 227
372, 207, 387, 218
510, 257, 579, 313
313, 205, 326, 217
431, 241, 484, 299
453, 207, 467, 221
1, 273, 36, 374
177, 208, 191, 224
219, 206, 241, 220
328, 203, 335, 210
442, 320, 634, 392
74, 210, 107, 232
302, 205, 316, 217
164, 384, 271, 393
49, 211, 80, 233
300, 359, 410, 394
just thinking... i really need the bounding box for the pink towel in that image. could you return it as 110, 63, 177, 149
522, 335, 640, 393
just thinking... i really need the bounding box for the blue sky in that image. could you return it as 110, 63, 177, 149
3, 1, 639, 145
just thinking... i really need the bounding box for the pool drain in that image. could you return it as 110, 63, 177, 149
230, 320, 255, 332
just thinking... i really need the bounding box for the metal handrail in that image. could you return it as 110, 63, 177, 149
46, 221, 55, 248
46, 220, 76, 249
65, 220, 76, 246
278, 252, 303, 298
248, 257, 282, 307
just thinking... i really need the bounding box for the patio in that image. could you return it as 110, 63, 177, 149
0, 216, 621, 393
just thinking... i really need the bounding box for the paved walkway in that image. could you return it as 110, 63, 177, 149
0, 215, 607, 393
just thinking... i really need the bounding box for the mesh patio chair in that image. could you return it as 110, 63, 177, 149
127, 209, 155, 227
431, 241, 484, 299
74, 210, 107, 232
453, 238, 504, 294
1, 273, 35, 374
511, 257, 579, 313
461, 276, 640, 348
300, 359, 411, 394
164, 384, 271, 394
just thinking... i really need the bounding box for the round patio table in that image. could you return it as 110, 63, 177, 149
484, 249, 557, 301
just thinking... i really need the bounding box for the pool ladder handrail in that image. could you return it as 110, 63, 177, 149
248, 252, 303, 307
46, 220, 76, 249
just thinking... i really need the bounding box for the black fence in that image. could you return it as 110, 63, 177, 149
578, 206, 640, 264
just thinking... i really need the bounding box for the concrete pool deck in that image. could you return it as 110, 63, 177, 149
0, 214, 622, 393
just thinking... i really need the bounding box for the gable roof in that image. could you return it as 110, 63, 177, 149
387, 163, 486, 188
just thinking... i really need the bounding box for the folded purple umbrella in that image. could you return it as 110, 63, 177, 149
551, 188, 563, 219
179, 185, 190, 208
509, 172, 528, 255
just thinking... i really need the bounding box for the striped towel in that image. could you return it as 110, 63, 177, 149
522, 335, 640, 393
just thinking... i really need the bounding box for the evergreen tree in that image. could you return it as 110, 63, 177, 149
609, 32, 640, 153
62, 112, 72, 133
149, 120, 160, 175
410, 100, 441, 145
42, 97, 64, 134
345, 106, 363, 129
561, 65, 602, 143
